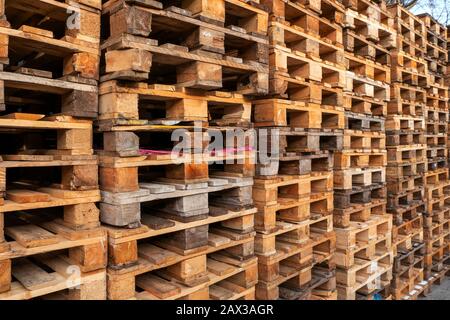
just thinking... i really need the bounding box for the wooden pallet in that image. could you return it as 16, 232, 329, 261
334, 167, 385, 190
387, 175, 424, 197
101, 174, 254, 227
425, 106, 448, 125
121, 0, 269, 35
269, 47, 346, 87
264, 0, 344, 46
256, 214, 333, 260
426, 157, 448, 172
388, 193, 425, 221
344, 72, 390, 102
99, 81, 253, 126
386, 161, 426, 178
427, 71, 447, 87
425, 122, 448, 136
393, 240, 425, 270
426, 95, 448, 112
424, 180, 450, 202
254, 183, 333, 233
252, 99, 344, 129
1, 184, 100, 212
424, 168, 449, 186
102, 34, 269, 95
386, 115, 425, 131
305, 266, 337, 300
268, 19, 344, 62
256, 227, 335, 300
269, 72, 344, 105
106, 231, 258, 300
253, 173, 332, 206
400, 265, 449, 300
343, 5, 395, 47
388, 4, 426, 47
423, 41, 448, 63
395, 35, 426, 59
417, 13, 447, 47
387, 145, 426, 164
342, 130, 385, 151
343, 94, 387, 117
387, 187, 424, 210
391, 50, 428, 79
101, 1, 270, 94
336, 252, 393, 300
280, 0, 345, 26
0, 0, 101, 79
0, 190, 103, 302
391, 265, 424, 300
335, 214, 392, 268
356, 282, 392, 300
0, 253, 106, 300
346, 51, 391, 84
334, 150, 386, 170
0, 212, 105, 259
343, 29, 391, 65
277, 268, 336, 300
392, 217, 424, 254
96, 126, 255, 190
345, 112, 385, 132
388, 83, 426, 116
422, 242, 450, 279
391, 66, 428, 87
335, 183, 386, 209
386, 131, 425, 146
0, 72, 98, 117
334, 199, 386, 229
256, 150, 333, 177
387, 198, 425, 225
343, 0, 393, 26
259, 127, 343, 154
391, 50, 429, 74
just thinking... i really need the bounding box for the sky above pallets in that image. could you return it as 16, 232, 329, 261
411, 0, 449, 25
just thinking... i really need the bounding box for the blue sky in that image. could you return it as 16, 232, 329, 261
410, 0, 449, 25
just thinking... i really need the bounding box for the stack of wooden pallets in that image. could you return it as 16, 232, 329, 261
448, 27, 450, 173
416, 13, 450, 287
0, 0, 107, 300
1, 0, 450, 302
386, 4, 428, 300
97, 0, 269, 300
333, 0, 394, 300
252, 0, 344, 300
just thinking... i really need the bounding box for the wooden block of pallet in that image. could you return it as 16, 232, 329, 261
0, 259, 11, 293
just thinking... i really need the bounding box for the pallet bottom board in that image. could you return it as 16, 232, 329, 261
134, 264, 255, 300
0, 255, 105, 300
